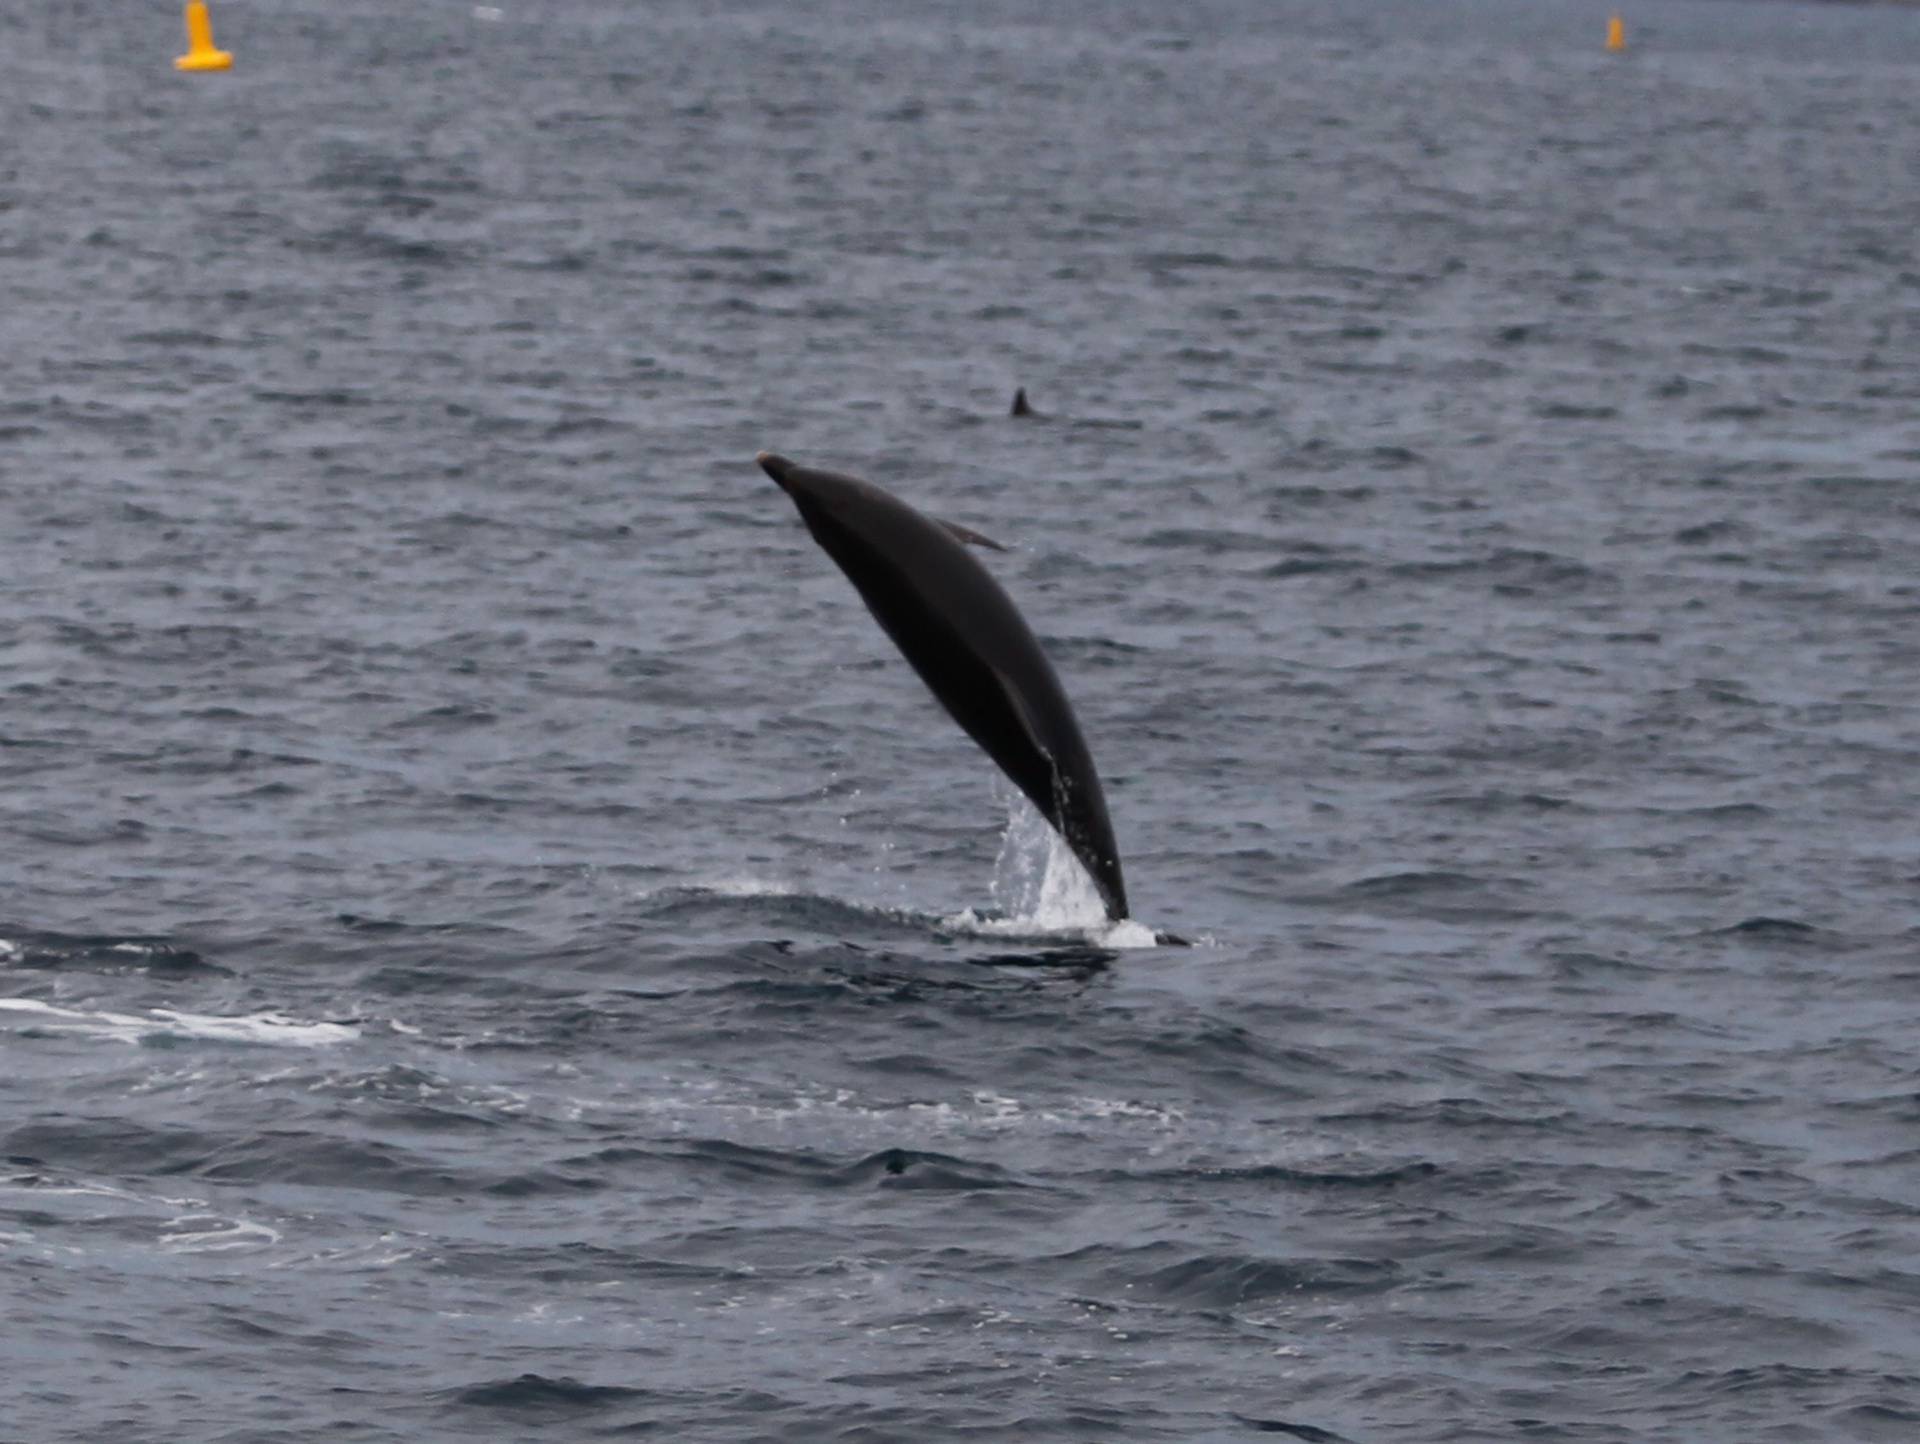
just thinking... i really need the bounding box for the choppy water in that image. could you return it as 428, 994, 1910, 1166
5, 0, 1920, 1439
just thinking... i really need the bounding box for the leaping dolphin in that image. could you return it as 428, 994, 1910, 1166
757, 451, 1129, 922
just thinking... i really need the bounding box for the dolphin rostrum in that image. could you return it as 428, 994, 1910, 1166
757, 451, 1129, 922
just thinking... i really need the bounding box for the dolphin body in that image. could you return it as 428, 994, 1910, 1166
757, 451, 1129, 922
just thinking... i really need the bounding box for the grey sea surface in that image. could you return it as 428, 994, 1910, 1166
4, 0, 1920, 1439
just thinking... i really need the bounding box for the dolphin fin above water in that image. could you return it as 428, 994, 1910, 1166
937, 517, 1007, 551
756, 450, 1130, 923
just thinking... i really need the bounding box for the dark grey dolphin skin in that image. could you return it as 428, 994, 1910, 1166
1008, 388, 1140, 432
758, 451, 1129, 922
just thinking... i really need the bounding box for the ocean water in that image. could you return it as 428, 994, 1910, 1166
4, 0, 1919, 1438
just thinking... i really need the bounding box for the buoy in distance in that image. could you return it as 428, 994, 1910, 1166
1606, 14, 1626, 53
176, 1, 233, 71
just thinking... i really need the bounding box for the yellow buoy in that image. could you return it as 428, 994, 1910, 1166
176, 1, 233, 71
1606, 13, 1626, 53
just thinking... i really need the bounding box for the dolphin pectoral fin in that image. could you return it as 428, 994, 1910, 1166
988, 664, 1053, 774
984, 660, 1072, 828
938, 518, 1007, 552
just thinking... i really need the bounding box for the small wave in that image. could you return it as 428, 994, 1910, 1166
842, 1146, 1030, 1190
940, 909, 1159, 951
0, 998, 355, 1048
1711, 916, 1820, 939
1660, 802, 1773, 820
1674, 519, 1749, 546
0, 930, 227, 977
1336, 869, 1509, 898
1116, 1160, 1439, 1189
634, 882, 931, 940
638, 879, 1166, 953
1138, 526, 1285, 554
445, 1374, 652, 1415
574, 1082, 1182, 1148
1535, 401, 1620, 421
617, 1138, 1029, 1192
1137, 249, 1241, 270
1549, 950, 1658, 979
1054, 1241, 1402, 1308
1388, 546, 1605, 592
1140, 1252, 1402, 1305
1415, 789, 1584, 816
1232, 1419, 1355, 1443
1306, 867, 1539, 926
648, 876, 804, 902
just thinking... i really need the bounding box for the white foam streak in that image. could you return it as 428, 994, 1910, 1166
0, 1173, 285, 1259
161, 1215, 283, 1253
0, 998, 356, 1048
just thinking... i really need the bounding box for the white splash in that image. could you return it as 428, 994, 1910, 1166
695, 876, 800, 899
0, 998, 356, 1048
990, 786, 1107, 926
943, 787, 1158, 947
636, 877, 801, 904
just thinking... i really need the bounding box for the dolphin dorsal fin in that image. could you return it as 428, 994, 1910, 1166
1010, 387, 1034, 418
